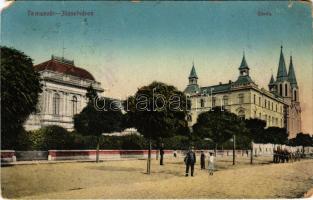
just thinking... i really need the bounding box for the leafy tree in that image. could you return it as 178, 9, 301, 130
86, 84, 98, 103
264, 127, 288, 144
293, 132, 313, 154
1, 46, 42, 149
245, 118, 266, 143
74, 95, 123, 162
193, 107, 246, 152
125, 81, 190, 174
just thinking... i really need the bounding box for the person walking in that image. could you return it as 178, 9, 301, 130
200, 150, 206, 170
160, 144, 164, 165
184, 147, 196, 177
208, 152, 215, 176
173, 149, 177, 158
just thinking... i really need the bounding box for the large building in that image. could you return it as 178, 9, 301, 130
184, 46, 301, 138
24, 55, 104, 131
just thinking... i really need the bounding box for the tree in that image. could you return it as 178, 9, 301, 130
125, 81, 190, 174
74, 91, 123, 162
1, 46, 42, 149
193, 108, 246, 154
264, 127, 288, 144
245, 118, 266, 143
294, 132, 313, 155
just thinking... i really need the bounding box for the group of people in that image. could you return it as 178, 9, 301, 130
273, 148, 302, 163
184, 147, 215, 177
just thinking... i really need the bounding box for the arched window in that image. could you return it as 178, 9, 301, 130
212, 97, 216, 107
72, 96, 77, 115
53, 93, 60, 115
285, 84, 288, 97
294, 90, 297, 101
238, 110, 245, 120
279, 84, 283, 96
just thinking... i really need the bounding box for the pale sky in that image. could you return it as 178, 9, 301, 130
2, 1, 313, 133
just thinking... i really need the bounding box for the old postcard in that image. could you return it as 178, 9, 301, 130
1, 0, 313, 199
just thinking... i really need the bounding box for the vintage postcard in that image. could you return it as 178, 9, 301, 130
1, 0, 313, 199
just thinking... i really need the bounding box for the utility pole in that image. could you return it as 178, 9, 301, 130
250, 141, 253, 164
233, 134, 236, 165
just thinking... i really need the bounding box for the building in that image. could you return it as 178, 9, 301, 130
24, 55, 104, 131
184, 46, 301, 138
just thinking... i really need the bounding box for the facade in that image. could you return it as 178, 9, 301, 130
24, 55, 104, 131
184, 46, 301, 138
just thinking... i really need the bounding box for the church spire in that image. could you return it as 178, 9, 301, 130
239, 51, 249, 70
276, 46, 288, 82
189, 62, 198, 79
269, 74, 275, 85
288, 55, 298, 88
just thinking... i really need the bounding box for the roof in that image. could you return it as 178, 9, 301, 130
189, 64, 198, 79
288, 56, 298, 88
239, 54, 249, 70
184, 84, 200, 94
233, 75, 255, 86
200, 83, 231, 94
276, 46, 288, 82
34, 56, 95, 81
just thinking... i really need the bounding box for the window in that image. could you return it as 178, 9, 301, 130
264, 99, 267, 108
294, 90, 297, 101
223, 96, 228, 106
238, 94, 244, 104
259, 97, 261, 106
253, 94, 256, 104
212, 97, 216, 107
238, 110, 245, 120
53, 93, 60, 115
72, 96, 78, 115
279, 84, 283, 96
271, 102, 273, 110
285, 84, 288, 96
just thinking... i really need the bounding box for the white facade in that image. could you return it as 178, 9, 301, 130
24, 57, 104, 131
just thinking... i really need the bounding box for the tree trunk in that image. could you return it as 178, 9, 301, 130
250, 141, 253, 164
214, 143, 217, 157
96, 136, 100, 163
146, 138, 152, 174
233, 134, 236, 165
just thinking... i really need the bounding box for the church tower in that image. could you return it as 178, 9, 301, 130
273, 46, 301, 138
184, 62, 200, 94
287, 55, 301, 138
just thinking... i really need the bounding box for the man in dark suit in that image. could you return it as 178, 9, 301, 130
160, 143, 164, 165
184, 147, 196, 177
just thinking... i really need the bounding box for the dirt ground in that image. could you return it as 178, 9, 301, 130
1, 156, 313, 199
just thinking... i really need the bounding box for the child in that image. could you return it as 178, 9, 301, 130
200, 150, 206, 170
208, 152, 215, 175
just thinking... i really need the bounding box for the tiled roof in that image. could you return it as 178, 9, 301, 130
34, 57, 95, 81
200, 83, 231, 94
184, 84, 200, 94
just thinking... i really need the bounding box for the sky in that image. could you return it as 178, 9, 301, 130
1, 1, 313, 133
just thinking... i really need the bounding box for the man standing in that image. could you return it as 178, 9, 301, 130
160, 143, 164, 165
184, 147, 196, 177
200, 150, 206, 170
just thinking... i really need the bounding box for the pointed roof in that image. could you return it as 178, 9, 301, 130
189, 62, 198, 79
239, 52, 249, 70
269, 74, 275, 86
288, 56, 298, 88
276, 46, 288, 82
